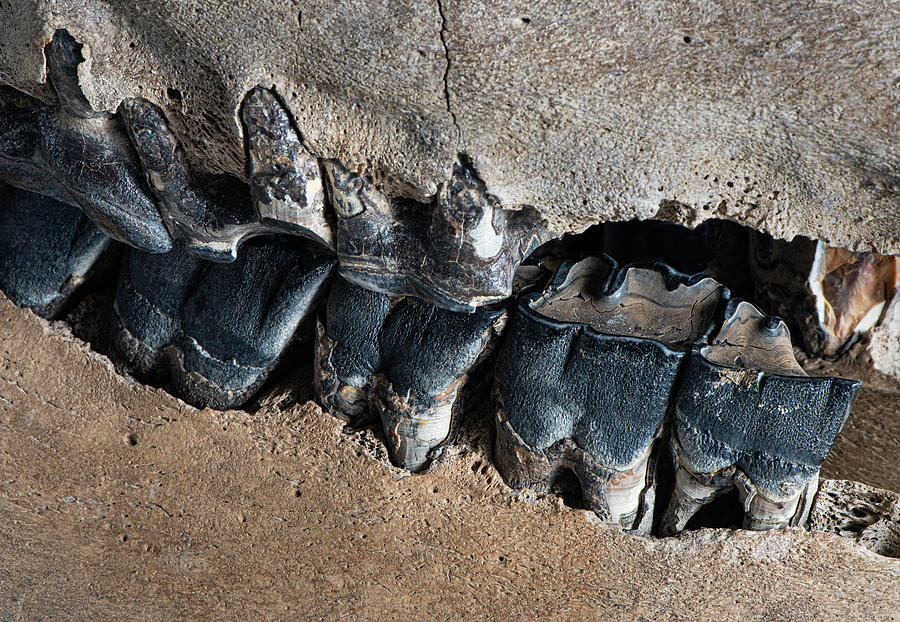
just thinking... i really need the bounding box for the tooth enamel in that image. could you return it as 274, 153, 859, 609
495, 255, 729, 532
0, 183, 109, 318
661, 299, 860, 535
316, 275, 504, 471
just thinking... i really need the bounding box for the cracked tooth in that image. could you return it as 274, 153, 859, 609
661, 300, 861, 535
113, 241, 335, 408
316, 276, 505, 471
750, 233, 899, 358
241, 87, 335, 249
0, 31, 171, 253
325, 158, 548, 312
0, 183, 109, 317
494, 256, 729, 532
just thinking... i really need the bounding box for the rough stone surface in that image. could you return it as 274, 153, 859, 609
2, 2, 900, 252
1, 294, 900, 620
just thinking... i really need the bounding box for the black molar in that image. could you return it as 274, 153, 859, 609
494, 256, 730, 533
120, 98, 263, 262
113, 240, 335, 409
241, 87, 335, 248
0, 86, 172, 254
315, 275, 505, 471
0, 184, 109, 318
661, 299, 861, 534
327, 158, 549, 312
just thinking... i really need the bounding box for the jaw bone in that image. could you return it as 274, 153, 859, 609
326, 159, 548, 312
661, 300, 861, 534
315, 275, 505, 471
113, 241, 335, 409
0, 184, 109, 318
494, 255, 729, 532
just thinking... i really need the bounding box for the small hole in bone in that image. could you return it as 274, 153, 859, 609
165, 88, 182, 104
549, 469, 585, 510
683, 35, 692, 44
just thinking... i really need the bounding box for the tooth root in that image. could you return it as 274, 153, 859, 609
0, 84, 172, 253
242, 87, 334, 249
120, 98, 259, 262
665, 298, 861, 533
326, 158, 548, 311
315, 276, 503, 471
0, 184, 108, 318
496, 256, 729, 530
44, 29, 97, 119
114, 241, 335, 409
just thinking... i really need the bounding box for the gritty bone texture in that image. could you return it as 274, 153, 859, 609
2, 2, 900, 253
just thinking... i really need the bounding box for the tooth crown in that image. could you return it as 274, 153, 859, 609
330, 160, 548, 312
0, 183, 108, 318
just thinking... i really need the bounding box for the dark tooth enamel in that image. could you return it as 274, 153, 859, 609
0, 85, 172, 253
327, 159, 548, 312
242, 87, 335, 249
120, 98, 263, 262
316, 276, 505, 471
113, 241, 335, 409
661, 299, 860, 534
494, 256, 729, 532
0, 184, 109, 318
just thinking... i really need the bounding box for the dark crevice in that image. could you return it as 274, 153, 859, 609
436, 0, 461, 145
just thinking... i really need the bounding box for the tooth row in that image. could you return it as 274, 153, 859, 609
493, 257, 859, 534
0, 30, 546, 310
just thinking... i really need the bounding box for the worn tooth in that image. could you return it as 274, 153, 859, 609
661, 300, 861, 535
750, 233, 899, 358
0, 183, 109, 318
807, 479, 900, 559
114, 241, 335, 409
494, 256, 729, 532
241, 87, 334, 248
120, 98, 262, 262
316, 276, 505, 471
0, 32, 171, 253
325, 158, 548, 312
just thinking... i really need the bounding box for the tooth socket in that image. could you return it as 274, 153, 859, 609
372, 375, 461, 472
663, 352, 860, 534
494, 408, 657, 533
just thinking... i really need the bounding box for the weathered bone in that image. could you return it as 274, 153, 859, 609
661, 300, 861, 534
316, 276, 505, 471
0, 183, 108, 318
113, 241, 335, 409
494, 256, 729, 532
0, 32, 171, 253
327, 159, 548, 312
808, 479, 900, 559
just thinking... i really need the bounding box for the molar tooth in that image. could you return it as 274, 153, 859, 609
494, 256, 729, 532
326, 159, 548, 312
241, 87, 334, 248
315, 276, 505, 471
661, 300, 861, 535
0, 184, 109, 318
113, 241, 335, 409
